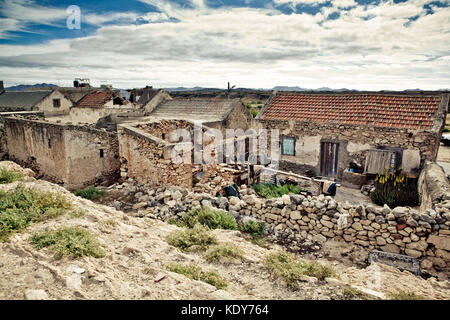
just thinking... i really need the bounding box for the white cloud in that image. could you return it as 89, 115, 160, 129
332, 0, 358, 9
0, 1, 449, 90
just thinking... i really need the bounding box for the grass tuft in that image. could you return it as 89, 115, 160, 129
103, 219, 117, 227
387, 290, 425, 300
0, 169, 23, 184
166, 224, 217, 252
204, 243, 245, 263
264, 251, 337, 288
74, 186, 105, 201
30, 226, 105, 259
239, 220, 266, 238
179, 206, 238, 230
253, 183, 301, 199
166, 263, 227, 290
0, 185, 72, 241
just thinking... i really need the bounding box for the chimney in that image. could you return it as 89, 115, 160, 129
0, 81, 4, 94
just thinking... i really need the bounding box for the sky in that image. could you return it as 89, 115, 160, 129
0, 0, 449, 90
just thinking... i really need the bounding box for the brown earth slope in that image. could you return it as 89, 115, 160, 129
0, 163, 449, 300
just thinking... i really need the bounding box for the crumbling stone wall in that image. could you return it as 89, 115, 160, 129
64, 127, 120, 189
192, 163, 235, 195
256, 118, 443, 179
224, 101, 254, 132
4, 117, 120, 189
118, 123, 193, 190
418, 162, 450, 212
142, 184, 449, 273
0, 111, 44, 155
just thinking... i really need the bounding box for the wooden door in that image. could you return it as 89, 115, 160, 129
320, 142, 339, 178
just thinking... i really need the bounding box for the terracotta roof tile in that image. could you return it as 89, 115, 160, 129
261, 93, 442, 129
75, 91, 115, 109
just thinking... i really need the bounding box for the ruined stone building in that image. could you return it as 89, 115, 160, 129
256, 92, 449, 187
129, 86, 172, 114
118, 119, 241, 194
3, 117, 120, 190
148, 98, 254, 133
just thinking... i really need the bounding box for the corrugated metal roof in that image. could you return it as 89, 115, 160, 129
0, 91, 52, 111
149, 98, 239, 122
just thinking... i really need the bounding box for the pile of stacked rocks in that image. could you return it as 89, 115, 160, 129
104, 181, 450, 272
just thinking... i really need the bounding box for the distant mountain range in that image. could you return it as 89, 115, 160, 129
5, 83, 58, 91
4, 83, 448, 93
164, 86, 353, 92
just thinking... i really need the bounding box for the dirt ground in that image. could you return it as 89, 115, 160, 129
1, 175, 449, 300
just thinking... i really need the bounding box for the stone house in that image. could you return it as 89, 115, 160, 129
70, 90, 137, 124
256, 92, 449, 186
3, 117, 120, 190
0, 90, 73, 116
148, 98, 254, 134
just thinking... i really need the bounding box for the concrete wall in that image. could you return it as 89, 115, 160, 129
4, 117, 120, 189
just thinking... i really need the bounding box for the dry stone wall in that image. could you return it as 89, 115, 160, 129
108, 177, 449, 274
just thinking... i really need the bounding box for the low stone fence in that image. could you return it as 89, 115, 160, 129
136, 181, 449, 273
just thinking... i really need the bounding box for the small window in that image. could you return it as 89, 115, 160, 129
53, 99, 61, 108
100, 149, 104, 158
281, 136, 295, 156
48, 139, 51, 148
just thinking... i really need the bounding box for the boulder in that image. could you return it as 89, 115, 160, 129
427, 235, 450, 251
24, 289, 48, 300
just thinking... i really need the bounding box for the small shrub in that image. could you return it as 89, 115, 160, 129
30, 226, 105, 259
240, 220, 266, 238
204, 243, 245, 263
254, 183, 301, 199
0, 169, 23, 184
74, 186, 105, 201
180, 207, 238, 230
443, 127, 450, 133
252, 237, 266, 247
264, 251, 337, 288
166, 217, 184, 227
387, 290, 425, 300
103, 219, 116, 227
370, 168, 419, 207
342, 286, 371, 300
166, 224, 217, 252
250, 109, 259, 118
69, 209, 85, 219
0, 185, 72, 241
166, 263, 227, 289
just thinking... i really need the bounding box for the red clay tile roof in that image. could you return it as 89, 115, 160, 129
75, 91, 115, 108
260, 93, 442, 129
